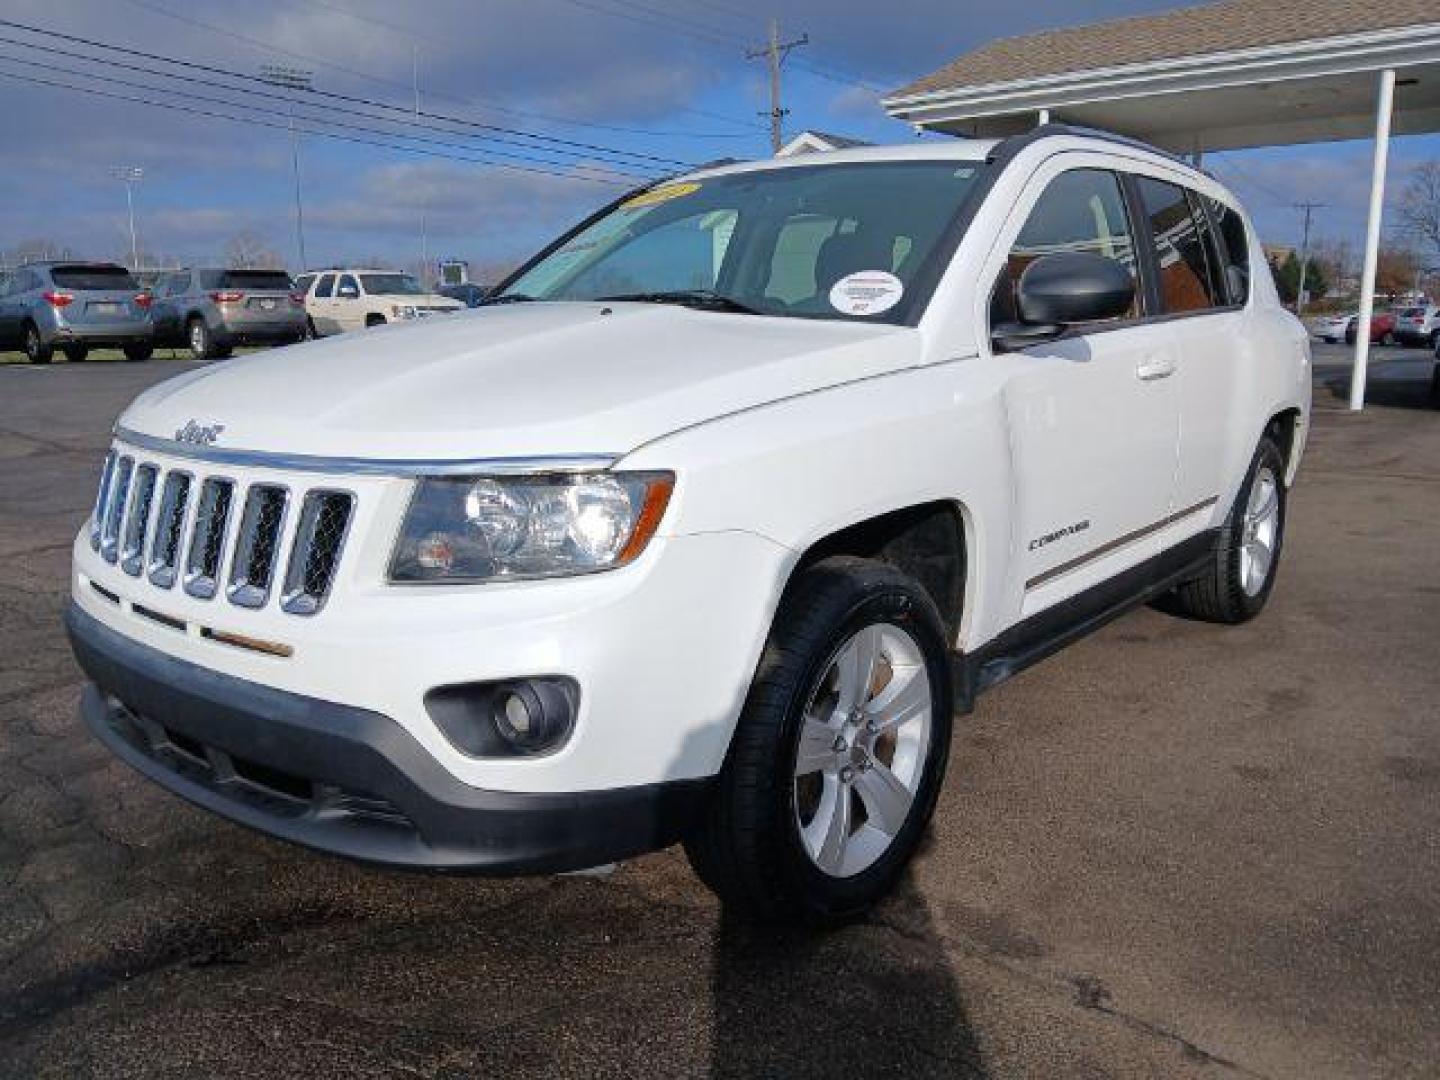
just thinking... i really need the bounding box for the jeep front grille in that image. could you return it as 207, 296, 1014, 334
87, 452, 354, 617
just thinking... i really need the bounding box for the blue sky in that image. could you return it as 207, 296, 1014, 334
1, 0, 1436, 278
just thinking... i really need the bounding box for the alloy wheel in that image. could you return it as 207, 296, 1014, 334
792, 622, 932, 878
1239, 465, 1280, 597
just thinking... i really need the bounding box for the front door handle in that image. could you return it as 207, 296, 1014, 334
1136, 355, 1176, 381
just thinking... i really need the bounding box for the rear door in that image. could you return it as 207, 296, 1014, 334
984, 161, 1181, 619
1136, 178, 1248, 527
310, 273, 338, 334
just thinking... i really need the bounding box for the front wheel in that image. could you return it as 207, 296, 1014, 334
122, 343, 153, 362
1164, 434, 1287, 624
61, 344, 89, 363
684, 557, 954, 921
1381, 330, 1396, 347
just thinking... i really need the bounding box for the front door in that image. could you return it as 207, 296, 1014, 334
985, 162, 1181, 620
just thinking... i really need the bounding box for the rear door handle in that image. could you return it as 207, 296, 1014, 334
1136, 355, 1176, 381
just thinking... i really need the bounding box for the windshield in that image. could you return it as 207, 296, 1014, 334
360, 273, 424, 295
497, 160, 989, 324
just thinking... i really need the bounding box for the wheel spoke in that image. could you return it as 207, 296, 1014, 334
834, 625, 881, 712
795, 718, 838, 777
853, 760, 913, 837
811, 781, 851, 874
863, 664, 929, 733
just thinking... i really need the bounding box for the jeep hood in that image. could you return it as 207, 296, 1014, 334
119, 302, 921, 461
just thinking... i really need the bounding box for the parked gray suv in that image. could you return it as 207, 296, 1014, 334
0, 262, 154, 363
151, 267, 306, 360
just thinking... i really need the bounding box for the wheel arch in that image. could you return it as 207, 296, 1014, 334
784, 500, 971, 647
1264, 406, 1303, 486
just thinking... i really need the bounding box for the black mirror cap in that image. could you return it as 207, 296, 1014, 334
1017, 252, 1135, 326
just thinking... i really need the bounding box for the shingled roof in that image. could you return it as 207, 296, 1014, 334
890, 0, 1440, 101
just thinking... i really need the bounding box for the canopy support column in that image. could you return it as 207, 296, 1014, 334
1351, 68, 1396, 412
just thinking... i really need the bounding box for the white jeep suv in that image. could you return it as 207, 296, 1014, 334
67, 128, 1309, 920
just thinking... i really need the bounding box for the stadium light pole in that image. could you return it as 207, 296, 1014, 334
109, 166, 144, 271
259, 65, 313, 271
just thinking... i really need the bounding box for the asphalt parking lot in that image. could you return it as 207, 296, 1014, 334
1, 342, 1438, 1078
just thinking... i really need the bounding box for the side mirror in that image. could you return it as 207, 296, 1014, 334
992, 252, 1135, 352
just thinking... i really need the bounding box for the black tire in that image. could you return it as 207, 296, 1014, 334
1164, 434, 1287, 624
122, 343, 153, 362
1381, 330, 1395, 347
1430, 329, 1439, 355
684, 556, 954, 922
22, 323, 52, 364
61, 344, 89, 363
1344, 327, 1356, 346
365, 314, 386, 328
305, 316, 319, 340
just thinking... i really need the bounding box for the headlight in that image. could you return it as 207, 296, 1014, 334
389, 472, 674, 583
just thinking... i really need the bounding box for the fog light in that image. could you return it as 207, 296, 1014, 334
424, 677, 578, 758
492, 680, 572, 752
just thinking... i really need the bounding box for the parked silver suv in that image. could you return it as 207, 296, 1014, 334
0, 262, 154, 363
151, 268, 307, 360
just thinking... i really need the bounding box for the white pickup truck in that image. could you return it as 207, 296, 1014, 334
67, 127, 1309, 920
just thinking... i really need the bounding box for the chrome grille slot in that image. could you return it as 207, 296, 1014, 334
281, 490, 354, 615
227, 485, 289, 608
89, 451, 117, 552
184, 478, 235, 600
119, 465, 158, 577
100, 456, 133, 563
147, 472, 192, 589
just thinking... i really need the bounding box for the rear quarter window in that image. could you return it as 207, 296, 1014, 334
49, 266, 139, 291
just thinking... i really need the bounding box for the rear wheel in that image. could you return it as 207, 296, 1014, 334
684, 557, 954, 921
122, 343, 153, 362
365, 314, 386, 328
22, 323, 51, 364
61, 344, 88, 363
1381, 330, 1396, 347
1164, 434, 1287, 624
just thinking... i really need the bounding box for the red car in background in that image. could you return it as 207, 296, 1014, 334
1344, 310, 1398, 346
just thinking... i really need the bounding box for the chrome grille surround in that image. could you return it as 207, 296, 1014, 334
227, 484, 290, 609
184, 478, 235, 600
85, 444, 357, 619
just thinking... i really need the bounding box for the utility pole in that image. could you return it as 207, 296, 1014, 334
259, 65, 313, 271
413, 43, 429, 286
1293, 201, 1325, 319
109, 166, 144, 271
747, 19, 809, 155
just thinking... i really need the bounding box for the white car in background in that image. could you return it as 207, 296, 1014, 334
1314, 313, 1353, 343
68, 128, 1310, 920
1394, 303, 1439, 349
297, 269, 462, 337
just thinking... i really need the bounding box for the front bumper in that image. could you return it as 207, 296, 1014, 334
66, 602, 710, 874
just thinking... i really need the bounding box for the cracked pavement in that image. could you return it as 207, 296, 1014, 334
1, 348, 1438, 1078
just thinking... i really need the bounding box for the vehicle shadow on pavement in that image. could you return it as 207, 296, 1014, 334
708, 871, 987, 1079
1323, 367, 1440, 410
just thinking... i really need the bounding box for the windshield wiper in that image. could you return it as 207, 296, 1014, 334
481, 293, 540, 305
596, 289, 760, 315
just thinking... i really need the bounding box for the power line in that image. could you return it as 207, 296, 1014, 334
0, 50, 656, 181
0, 18, 692, 169
0, 35, 657, 178
0, 67, 637, 186
120, 0, 761, 137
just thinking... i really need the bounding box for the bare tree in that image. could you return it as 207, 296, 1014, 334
1398, 161, 1440, 262
1, 237, 74, 269
223, 230, 284, 270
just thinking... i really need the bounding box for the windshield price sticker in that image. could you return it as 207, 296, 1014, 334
622, 182, 701, 209
829, 271, 904, 316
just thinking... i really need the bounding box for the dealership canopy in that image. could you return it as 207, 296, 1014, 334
885, 0, 1440, 409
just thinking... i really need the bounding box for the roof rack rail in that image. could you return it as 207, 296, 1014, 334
989, 123, 1191, 167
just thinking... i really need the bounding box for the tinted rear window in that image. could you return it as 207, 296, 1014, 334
221, 270, 293, 291
50, 266, 139, 291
